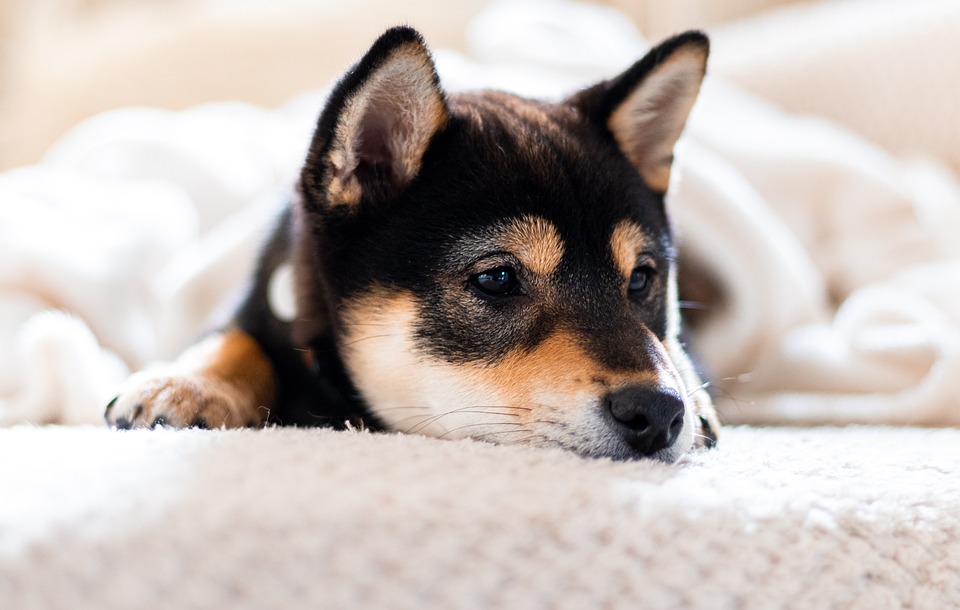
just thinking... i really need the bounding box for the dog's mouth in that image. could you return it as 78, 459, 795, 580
506, 394, 698, 463
361, 394, 698, 463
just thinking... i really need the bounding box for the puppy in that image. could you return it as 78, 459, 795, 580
105, 26, 719, 462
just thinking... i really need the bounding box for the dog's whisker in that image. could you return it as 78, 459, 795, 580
456, 409, 522, 418
339, 334, 395, 348
391, 408, 523, 428
404, 406, 529, 434
471, 427, 533, 437
339, 322, 403, 329
405, 414, 455, 435
471, 430, 537, 442
436, 422, 526, 439
403, 405, 525, 434
379, 405, 523, 414
373, 404, 528, 429
686, 381, 711, 398
525, 419, 564, 431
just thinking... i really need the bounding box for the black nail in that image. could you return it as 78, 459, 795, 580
104, 396, 119, 419
697, 414, 718, 449
191, 418, 209, 430
115, 417, 132, 430
151, 415, 167, 428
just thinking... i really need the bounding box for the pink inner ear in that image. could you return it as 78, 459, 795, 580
357, 106, 397, 169
321, 41, 449, 205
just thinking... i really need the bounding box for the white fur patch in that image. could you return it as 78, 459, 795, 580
268, 263, 298, 323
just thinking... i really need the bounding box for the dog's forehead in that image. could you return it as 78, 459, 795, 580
326, 89, 673, 295
417, 91, 671, 258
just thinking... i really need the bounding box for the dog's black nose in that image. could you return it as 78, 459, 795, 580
604, 386, 685, 455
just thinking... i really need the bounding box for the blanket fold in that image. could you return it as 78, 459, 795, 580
1, 0, 958, 426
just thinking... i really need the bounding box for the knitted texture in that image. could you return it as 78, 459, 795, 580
2, 425, 958, 609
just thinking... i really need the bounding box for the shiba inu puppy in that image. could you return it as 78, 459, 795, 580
105, 26, 719, 462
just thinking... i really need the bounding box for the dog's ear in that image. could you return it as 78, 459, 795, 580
300, 26, 448, 211
570, 31, 708, 193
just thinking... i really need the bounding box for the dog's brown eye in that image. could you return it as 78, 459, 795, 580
470, 266, 520, 297
629, 265, 656, 295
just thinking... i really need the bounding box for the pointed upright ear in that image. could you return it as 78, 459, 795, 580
300, 26, 449, 211
569, 31, 708, 193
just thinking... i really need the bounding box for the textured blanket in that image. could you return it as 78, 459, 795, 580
2, 424, 959, 609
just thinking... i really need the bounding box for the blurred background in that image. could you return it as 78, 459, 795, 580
3, 0, 958, 173
2, 0, 960, 427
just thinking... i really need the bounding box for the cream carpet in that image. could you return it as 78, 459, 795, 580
2, 424, 958, 609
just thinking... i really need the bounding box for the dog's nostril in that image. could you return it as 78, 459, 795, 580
669, 412, 684, 435
604, 386, 685, 455
608, 400, 652, 432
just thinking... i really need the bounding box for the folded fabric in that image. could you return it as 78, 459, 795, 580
1, 0, 958, 426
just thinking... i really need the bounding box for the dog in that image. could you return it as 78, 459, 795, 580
104, 26, 720, 462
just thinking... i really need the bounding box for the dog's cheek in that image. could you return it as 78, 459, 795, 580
337, 290, 603, 441
338, 290, 518, 437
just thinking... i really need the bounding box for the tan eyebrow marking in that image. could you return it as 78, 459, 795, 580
500, 215, 565, 276
610, 220, 649, 278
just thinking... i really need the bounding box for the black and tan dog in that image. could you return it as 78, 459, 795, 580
105, 27, 719, 462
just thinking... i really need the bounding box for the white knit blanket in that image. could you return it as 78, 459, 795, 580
2, 424, 958, 609
1, 0, 958, 427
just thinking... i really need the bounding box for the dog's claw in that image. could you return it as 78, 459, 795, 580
697, 414, 718, 449
104, 395, 119, 421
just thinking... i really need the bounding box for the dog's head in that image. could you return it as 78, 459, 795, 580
294, 27, 712, 461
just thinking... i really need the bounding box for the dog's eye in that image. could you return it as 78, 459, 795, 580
470, 266, 521, 297
628, 265, 657, 295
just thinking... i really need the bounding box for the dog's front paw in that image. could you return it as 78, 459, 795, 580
104, 368, 265, 430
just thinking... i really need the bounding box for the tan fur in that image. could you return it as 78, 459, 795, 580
501, 215, 565, 276
608, 44, 707, 193
199, 331, 276, 411
489, 329, 668, 403
327, 43, 447, 207
105, 330, 275, 428
610, 220, 650, 280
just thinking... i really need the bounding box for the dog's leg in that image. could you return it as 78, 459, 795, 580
105, 203, 294, 430
105, 328, 275, 429
104, 203, 361, 430
686, 368, 720, 449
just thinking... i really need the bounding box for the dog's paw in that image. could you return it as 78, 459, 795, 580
693, 409, 719, 449
104, 368, 265, 430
